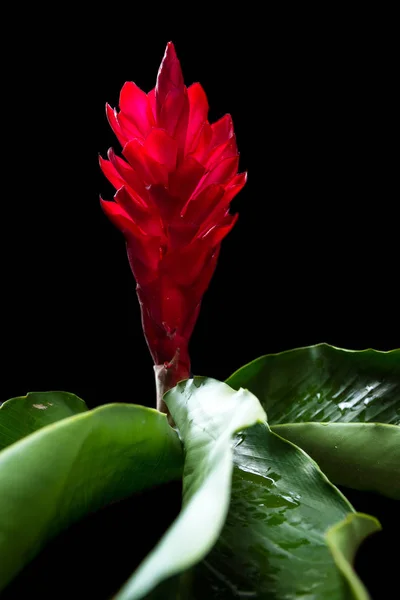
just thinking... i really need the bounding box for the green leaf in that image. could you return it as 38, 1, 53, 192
326, 513, 381, 600
0, 404, 183, 592
0, 391, 88, 450
272, 423, 400, 499
226, 343, 400, 425
115, 378, 266, 599
190, 425, 378, 599
116, 378, 377, 600
226, 344, 400, 498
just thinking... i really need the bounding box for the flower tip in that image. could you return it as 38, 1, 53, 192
156, 41, 184, 113
160, 41, 179, 70
161, 41, 181, 74
107, 147, 116, 161
165, 41, 177, 57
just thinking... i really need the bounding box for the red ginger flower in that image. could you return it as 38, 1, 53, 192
100, 42, 246, 387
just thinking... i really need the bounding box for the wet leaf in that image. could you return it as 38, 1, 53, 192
226, 344, 400, 425
116, 378, 377, 599
115, 378, 265, 599
227, 344, 400, 497
272, 422, 400, 499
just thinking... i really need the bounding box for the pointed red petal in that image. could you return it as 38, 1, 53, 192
185, 83, 209, 154
116, 111, 143, 141
190, 122, 213, 164
99, 155, 124, 190
114, 187, 163, 236
195, 156, 239, 195
107, 148, 148, 203
119, 81, 154, 137
144, 128, 178, 172
158, 88, 187, 139
174, 91, 189, 157
195, 172, 246, 230
195, 174, 246, 231
200, 212, 238, 245
211, 114, 234, 148
180, 184, 225, 226
102, 199, 161, 285
205, 137, 238, 170
100, 198, 141, 236
156, 42, 184, 117
223, 172, 248, 204
106, 104, 128, 146
123, 139, 168, 185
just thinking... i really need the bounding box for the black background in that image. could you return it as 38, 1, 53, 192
1, 8, 398, 599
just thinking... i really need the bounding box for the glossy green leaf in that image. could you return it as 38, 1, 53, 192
226, 343, 400, 425
115, 378, 266, 599
0, 404, 183, 592
189, 424, 378, 599
272, 423, 400, 499
116, 379, 378, 600
226, 344, 400, 499
0, 391, 88, 450
326, 513, 382, 600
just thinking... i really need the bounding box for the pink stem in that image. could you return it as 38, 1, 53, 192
154, 349, 190, 419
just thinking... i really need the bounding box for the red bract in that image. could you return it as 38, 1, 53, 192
100, 42, 246, 386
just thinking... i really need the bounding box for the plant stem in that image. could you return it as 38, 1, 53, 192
154, 349, 189, 422
154, 364, 173, 415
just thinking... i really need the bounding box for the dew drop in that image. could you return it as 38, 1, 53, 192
233, 434, 246, 448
